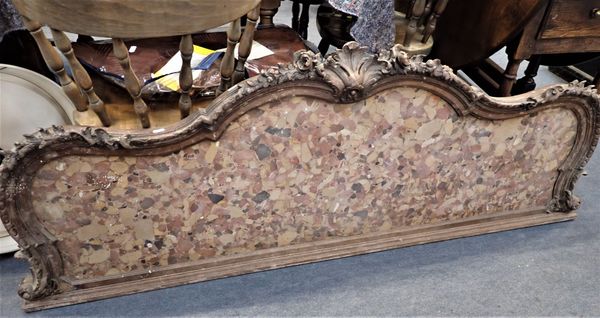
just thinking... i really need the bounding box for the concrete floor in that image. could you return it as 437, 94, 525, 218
2, 2, 599, 317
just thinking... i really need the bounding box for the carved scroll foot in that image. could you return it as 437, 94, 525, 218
17, 247, 59, 301
547, 190, 582, 212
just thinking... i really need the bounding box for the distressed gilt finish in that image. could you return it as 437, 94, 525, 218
1, 43, 599, 311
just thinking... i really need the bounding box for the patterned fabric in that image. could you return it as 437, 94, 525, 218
328, 0, 394, 52
0, 0, 24, 41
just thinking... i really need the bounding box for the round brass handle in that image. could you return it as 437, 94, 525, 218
592, 8, 600, 18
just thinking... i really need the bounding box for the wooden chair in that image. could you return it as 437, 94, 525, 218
290, 0, 324, 39
259, 0, 282, 27
394, 0, 449, 56
314, 0, 449, 56
315, 3, 357, 55
12, 0, 263, 129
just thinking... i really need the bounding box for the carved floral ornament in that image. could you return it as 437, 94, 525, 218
292, 42, 451, 103
0, 42, 599, 306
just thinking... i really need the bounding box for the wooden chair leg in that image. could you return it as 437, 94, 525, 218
422, 0, 448, 43
404, 0, 426, 47
419, 0, 433, 26
233, 6, 260, 85
51, 29, 111, 126
112, 38, 150, 128
178, 34, 193, 119
260, 9, 277, 27
22, 18, 87, 112
406, 0, 417, 19
219, 19, 242, 94
499, 57, 524, 97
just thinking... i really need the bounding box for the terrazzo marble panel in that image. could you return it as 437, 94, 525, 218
30, 86, 578, 280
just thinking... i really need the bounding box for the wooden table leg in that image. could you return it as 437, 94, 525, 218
259, 0, 280, 27
298, 2, 311, 39
514, 55, 542, 95
500, 57, 523, 96
292, 1, 300, 31
318, 39, 330, 55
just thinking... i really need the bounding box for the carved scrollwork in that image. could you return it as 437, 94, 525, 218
0, 125, 136, 301
293, 50, 320, 71
314, 42, 388, 103
532, 80, 598, 104
542, 81, 600, 213
17, 247, 59, 301
1, 126, 134, 172
547, 190, 582, 212
378, 44, 410, 74
0, 194, 62, 301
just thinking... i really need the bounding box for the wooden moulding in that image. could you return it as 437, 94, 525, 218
1, 42, 599, 312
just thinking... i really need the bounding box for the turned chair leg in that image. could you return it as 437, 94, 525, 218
218, 19, 242, 94
403, 0, 426, 47
260, 9, 277, 27
405, 0, 416, 18
500, 57, 524, 97
178, 34, 193, 119
422, 0, 449, 44
112, 38, 150, 128
233, 6, 260, 85
419, 0, 433, 26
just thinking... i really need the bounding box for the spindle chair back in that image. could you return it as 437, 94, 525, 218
396, 0, 449, 56
12, 0, 262, 128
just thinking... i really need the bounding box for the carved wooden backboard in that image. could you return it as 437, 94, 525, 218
1, 43, 599, 311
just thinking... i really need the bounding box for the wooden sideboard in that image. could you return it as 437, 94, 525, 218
454, 0, 600, 96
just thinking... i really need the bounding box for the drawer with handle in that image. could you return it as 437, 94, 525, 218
540, 0, 600, 39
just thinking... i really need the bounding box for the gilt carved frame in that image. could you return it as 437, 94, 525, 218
1, 42, 599, 311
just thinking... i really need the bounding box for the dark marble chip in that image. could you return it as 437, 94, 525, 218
351, 183, 364, 193
353, 210, 368, 218
152, 162, 169, 172
208, 193, 225, 204
140, 197, 155, 209
252, 191, 270, 203
256, 144, 272, 160
266, 127, 292, 137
